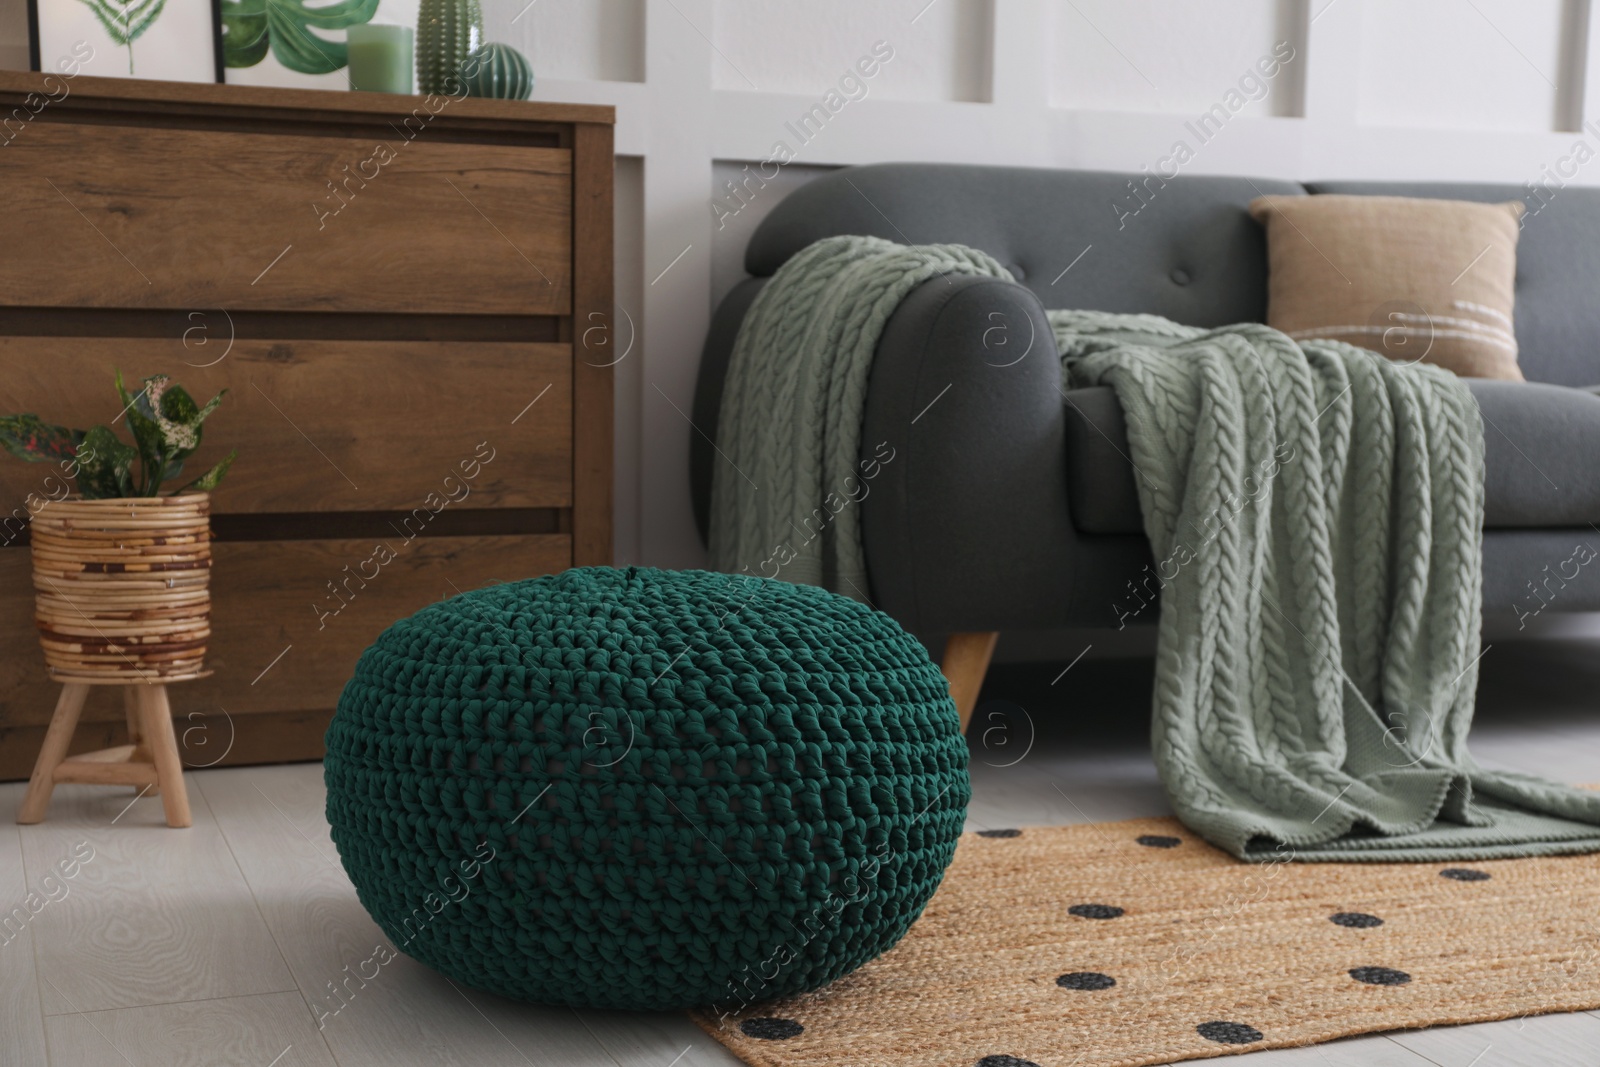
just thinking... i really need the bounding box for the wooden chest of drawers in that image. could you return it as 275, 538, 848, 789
0, 72, 614, 776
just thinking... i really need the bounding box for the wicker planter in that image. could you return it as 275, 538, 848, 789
28, 494, 212, 683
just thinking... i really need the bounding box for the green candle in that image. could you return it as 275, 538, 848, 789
348, 25, 414, 94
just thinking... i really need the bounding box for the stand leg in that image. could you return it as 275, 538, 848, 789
942, 632, 999, 734
124, 685, 141, 744
136, 685, 191, 828
123, 686, 157, 796
17, 683, 91, 825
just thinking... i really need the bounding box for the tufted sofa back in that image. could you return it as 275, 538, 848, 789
744, 163, 1303, 331
740, 164, 1600, 387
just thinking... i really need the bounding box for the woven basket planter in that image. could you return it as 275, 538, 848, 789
28, 494, 212, 684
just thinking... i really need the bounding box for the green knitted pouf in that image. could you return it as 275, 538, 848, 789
324, 566, 969, 1011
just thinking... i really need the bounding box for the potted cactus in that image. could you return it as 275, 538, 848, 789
0, 371, 234, 683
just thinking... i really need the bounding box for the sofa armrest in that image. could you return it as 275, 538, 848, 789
696, 271, 1153, 635
691, 277, 768, 546
861, 274, 1097, 633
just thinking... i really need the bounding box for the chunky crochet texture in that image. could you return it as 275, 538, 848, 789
708, 234, 1600, 861
324, 566, 970, 1010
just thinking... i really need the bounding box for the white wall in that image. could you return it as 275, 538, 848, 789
1357, 0, 1583, 132
485, 0, 645, 83
710, 0, 991, 102
8, 0, 1600, 569
1049, 0, 1304, 116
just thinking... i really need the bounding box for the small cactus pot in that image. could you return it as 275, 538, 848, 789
416, 0, 483, 95
463, 43, 535, 100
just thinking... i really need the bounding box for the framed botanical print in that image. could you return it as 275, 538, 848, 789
27, 0, 224, 82
219, 0, 393, 91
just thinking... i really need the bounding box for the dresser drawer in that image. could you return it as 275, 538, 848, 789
0, 122, 571, 315
0, 338, 573, 515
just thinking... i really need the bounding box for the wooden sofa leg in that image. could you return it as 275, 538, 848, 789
942, 632, 999, 734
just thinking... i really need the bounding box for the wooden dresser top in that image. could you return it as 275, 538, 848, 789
0, 69, 615, 128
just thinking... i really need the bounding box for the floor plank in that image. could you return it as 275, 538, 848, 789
1386, 1012, 1600, 1066
578, 1007, 746, 1067
0, 782, 49, 1067
967, 747, 1171, 830
196, 763, 606, 1067
11, 779, 296, 1015
43, 990, 337, 1067
1468, 730, 1600, 783
1207, 1035, 1437, 1065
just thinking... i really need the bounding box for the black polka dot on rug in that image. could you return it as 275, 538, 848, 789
1330, 912, 1385, 928
1056, 971, 1116, 990
740, 1017, 804, 1040
1068, 903, 1124, 920
1440, 868, 1491, 882
976, 1057, 1041, 1067
1196, 1021, 1264, 1044
1350, 966, 1411, 986
978, 828, 1022, 838
1137, 834, 1182, 848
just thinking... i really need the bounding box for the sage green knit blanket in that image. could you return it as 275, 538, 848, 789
710, 234, 1600, 861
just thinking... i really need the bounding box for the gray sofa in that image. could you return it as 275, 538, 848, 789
692, 164, 1600, 640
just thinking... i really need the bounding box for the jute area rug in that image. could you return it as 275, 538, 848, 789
693, 816, 1600, 1067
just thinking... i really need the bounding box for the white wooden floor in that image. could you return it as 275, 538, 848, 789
2, 642, 1599, 1067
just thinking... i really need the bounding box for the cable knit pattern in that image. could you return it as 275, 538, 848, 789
324, 567, 970, 1009
1059, 313, 1600, 860
708, 237, 1600, 861
709, 236, 1013, 593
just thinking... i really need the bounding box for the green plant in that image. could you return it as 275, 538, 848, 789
220, 0, 379, 74
75, 0, 166, 75
0, 371, 235, 499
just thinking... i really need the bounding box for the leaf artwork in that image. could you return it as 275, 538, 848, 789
74, 0, 167, 74
220, 0, 380, 74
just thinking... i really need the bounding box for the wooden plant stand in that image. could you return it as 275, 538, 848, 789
17, 680, 191, 828
17, 494, 210, 828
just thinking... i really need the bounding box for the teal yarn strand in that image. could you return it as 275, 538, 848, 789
324, 567, 970, 1010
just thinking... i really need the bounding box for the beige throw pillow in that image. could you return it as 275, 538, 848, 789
1248, 194, 1525, 380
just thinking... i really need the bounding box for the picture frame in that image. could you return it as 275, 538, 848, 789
218, 0, 393, 92
27, 0, 225, 83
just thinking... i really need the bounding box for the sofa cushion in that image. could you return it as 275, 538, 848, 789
1066, 380, 1600, 533
1064, 387, 1144, 534
1307, 181, 1600, 388
1248, 194, 1526, 380
1476, 380, 1600, 527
